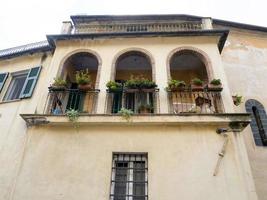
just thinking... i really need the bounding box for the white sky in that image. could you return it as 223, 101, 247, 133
0, 0, 267, 50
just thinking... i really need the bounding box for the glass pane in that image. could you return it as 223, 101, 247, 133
133, 161, 146, 200
114, 162, 128, 200
4, 74, 27, 100
28, 67, 39, 77
0, 73, 6, 82
22, 79, 34, 95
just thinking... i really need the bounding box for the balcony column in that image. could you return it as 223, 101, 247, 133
95, 53, 112, 114
60, 21, 73, 34
202, 17, 213, 30
154, 52, 169, 114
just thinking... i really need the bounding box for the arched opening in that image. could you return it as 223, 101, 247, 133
167, 49, 223, 114
246, 100, 267, 146
62, 52, 99, 87
115, 51, 153, 81
108, 51, 157, 114
169, 50, 208, 84
47, 52, 99, 114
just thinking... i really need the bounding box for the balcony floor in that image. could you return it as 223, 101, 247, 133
20, 113, 250, 131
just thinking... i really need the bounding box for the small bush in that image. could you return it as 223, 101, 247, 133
210, 79, 221, 85
76, 69, 91, 85
52, 77, 67, 87
192, 78, 203, 86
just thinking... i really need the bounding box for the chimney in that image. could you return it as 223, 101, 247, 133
61, 21, 73, 34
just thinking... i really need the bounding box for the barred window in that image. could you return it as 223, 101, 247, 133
245, 99, 267, 146
110, 153, 148, 200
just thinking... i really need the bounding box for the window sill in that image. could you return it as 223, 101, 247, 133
0, 99, 22, 104
20, 113, 251, 131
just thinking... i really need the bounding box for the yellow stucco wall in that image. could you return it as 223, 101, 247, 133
12, 125, 254, 200
222, 28, 267, 200
0, 35, 257, 200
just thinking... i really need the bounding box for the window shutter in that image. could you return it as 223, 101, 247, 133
19, 66, 42, 98
0, 73, 8, 93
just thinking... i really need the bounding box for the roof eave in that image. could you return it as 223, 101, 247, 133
47, 29, 229, 53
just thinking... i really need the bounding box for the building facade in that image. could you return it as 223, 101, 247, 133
0, 15, 266, 200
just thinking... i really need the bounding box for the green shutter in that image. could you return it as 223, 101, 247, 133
19, 66, 42, 98
0, 73, 8, 93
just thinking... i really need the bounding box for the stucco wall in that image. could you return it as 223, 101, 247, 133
0, 35, 257, 200
222, 28, 267, 200
12, 125, 252, 200
0, 52, 53, 200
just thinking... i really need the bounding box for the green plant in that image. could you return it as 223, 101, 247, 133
192, 78, 204, 86
138, 104, 153, 113
52, 77, 67, 87
210, 79, 221, 85
76, 69, 91, 85
167, 79, 186, 90
233, 94, 243, 106
106, 81, 122, 91
66, 109, 79, 127
125, 75, 157, 89
118, 108, 134, 121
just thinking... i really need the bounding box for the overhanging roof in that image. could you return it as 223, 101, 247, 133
47, 29, 229, 53
0, 41, 52, 60
1, 14, 267, 60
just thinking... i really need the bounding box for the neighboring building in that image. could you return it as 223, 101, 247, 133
0, 14, 266, 200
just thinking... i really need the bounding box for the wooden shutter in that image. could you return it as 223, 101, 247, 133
19, 66, 42, 98
0, 73, 8, 93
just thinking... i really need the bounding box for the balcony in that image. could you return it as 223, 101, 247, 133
168, 90, 224, 114
74, 22, 203, 34
44, 88, 99, 114
106, 88, 159, 114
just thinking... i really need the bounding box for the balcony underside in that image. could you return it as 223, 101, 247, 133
20, 113, 250, 131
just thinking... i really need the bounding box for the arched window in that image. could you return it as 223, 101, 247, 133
167, 49, 223, 114
108, 50, 156, 114
47, 52, 100, 114
245, 99, 267, 146
169, 49, 209, 84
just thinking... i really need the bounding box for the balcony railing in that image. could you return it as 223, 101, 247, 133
168, 90, 224, 114
44, 88, 100, 114
106, 88, 159, 114
75, 22, 203, 34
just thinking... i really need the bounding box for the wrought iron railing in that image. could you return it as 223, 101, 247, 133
168, 90, 224, 114
44, 88, 100, 114
75, 22, 203, 34
106, 88, 159, 114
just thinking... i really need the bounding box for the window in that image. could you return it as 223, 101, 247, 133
110, 153, 148, 200
0, 73, 8, 93
245, 99, 267, 146
4, 71, 28, 101
3, 66, 41, 101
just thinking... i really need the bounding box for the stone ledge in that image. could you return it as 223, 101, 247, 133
20, 113, 250, 130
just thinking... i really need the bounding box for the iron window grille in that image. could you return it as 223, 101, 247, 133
110, 153, 148, 200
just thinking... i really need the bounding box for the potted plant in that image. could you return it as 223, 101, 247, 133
208, 79, 223, 91
138, 104, 153, 114
232, 94, 242, 106
50, 77, 67, 91
125, 75, 157, 92
191, 78, 204, 91
76, 69, 93, 91
106, 81, 123, 92
166, 79, 186, 91
118, 108, 134, 122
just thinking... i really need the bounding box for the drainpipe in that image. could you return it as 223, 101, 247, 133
213, 128, 241, 176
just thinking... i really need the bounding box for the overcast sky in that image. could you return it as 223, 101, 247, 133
0, 0, 266, 50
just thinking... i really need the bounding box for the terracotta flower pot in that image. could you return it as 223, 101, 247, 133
208, 84, 223, 91
191, 84, 204, 91
78, 84, 93, 91
49, 85, 67, 91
